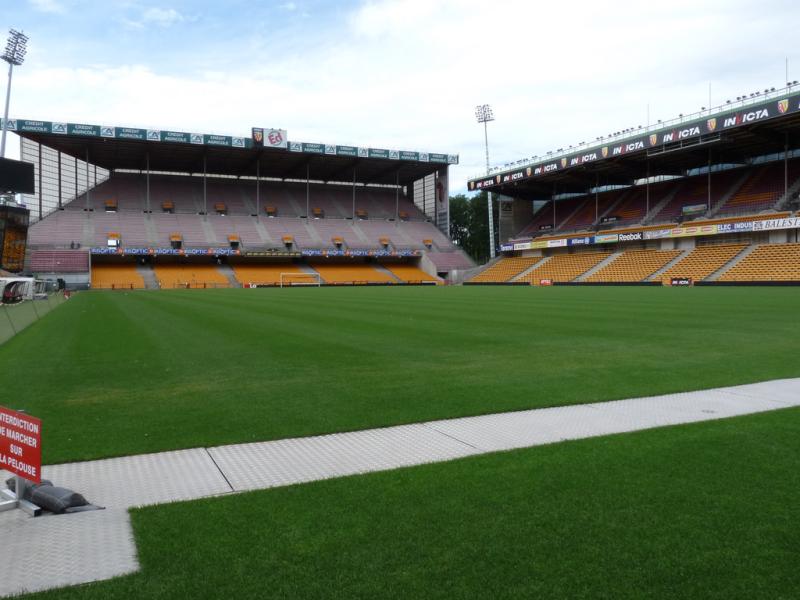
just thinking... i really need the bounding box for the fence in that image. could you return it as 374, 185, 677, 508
0, 291, 67, 346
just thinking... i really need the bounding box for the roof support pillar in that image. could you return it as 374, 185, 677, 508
57, 150, 61, 209
707, 149, 712, 211
255, 158, 260, 220
785, 131, 789, 199
395, 170, 400, 221
145, 151, 150, 215
646, 159, 650, 216
203, 153, 207, 217
594, 173, 599, 223
352, 168, 356, 220
37, 141, 42, 222
306, 163, 310, 219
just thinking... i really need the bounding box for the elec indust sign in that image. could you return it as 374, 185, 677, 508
0, 406, 42, 483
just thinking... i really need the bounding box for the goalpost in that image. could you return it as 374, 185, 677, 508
279, 272, 322, 288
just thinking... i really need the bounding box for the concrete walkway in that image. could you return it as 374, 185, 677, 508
2, 377, 799, 597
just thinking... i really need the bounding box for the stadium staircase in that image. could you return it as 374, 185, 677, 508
705, 170, 760, 218
646, 248, 691, 281
374, 264, 403, 283
252, 219, 276, 246
592, 190, 629, 227
773, 176, 800, 211
642, 183, 684, 225
200, 218, 217, 245
575, 252, 621, 281
135, 263, 159, 289
706, 244, 759, 281
216, 264, 242, 288
144, 215, 159, 244
510, 256, 549, 281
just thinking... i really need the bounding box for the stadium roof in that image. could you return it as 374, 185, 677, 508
5, 118, 458, 187
468, 89, 800, 198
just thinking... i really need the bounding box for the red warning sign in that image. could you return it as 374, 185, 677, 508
0, 406, 42, 483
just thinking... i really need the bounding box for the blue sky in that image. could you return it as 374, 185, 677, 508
6, 0, 800, 192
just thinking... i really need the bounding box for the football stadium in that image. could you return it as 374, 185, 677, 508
2, 12, 800, 600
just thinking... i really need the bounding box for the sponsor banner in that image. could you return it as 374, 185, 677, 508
595, 233, 619, 244
500, 243, 515, 252
162, 131, 192, 144
717, 221, 753, 233
670, 277, 693, 286
670, 224, 718, 238
617, 232, 643, 242
530, 239, 549, 249
643, 228, 673, 240
302, 143, 326, 154
600, 215, 618, 224
368, 148, 390, 159
538, 224, 554, 231
428, 153, 449, 163
546, 239, 567, 248
245, 250, 302, 257
336, 145, 359, 157
513, 242, 532, 251
252, 128, 288, 149
752, 216, 800, 231
116, 127, 147, 141
0, 406, 42, 483
682, 203, 707, 216
399, 151, 419, 161
468, 91, 800, 190
539, 279, 553, 286
68, 123, 100, 137
567, 236, 594, 246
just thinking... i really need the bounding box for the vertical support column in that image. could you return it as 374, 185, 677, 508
75, 156, 80, 209
255, 158, 260, 219
552, 186, 556, 228
646, 160, 650, 217
37, 141, 42, 221
785, 131, 789, 200
306, 163, 310, 218
203, 153, 208, 216
145, 151, 150, 214
352, 168, 356, 220
707, 149, 712, 211
57, 150, 62, 209
395, 170, 400, 221
595, 173, 599, 223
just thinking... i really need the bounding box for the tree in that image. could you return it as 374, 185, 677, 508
449, 192, 499, 265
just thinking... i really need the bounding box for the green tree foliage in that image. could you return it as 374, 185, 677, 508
449, 192, 499, 265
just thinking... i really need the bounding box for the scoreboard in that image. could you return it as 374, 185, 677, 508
0, 205, 29, 273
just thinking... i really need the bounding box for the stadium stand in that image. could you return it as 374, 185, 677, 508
717, 243, 800, 281
469, 256, 543, 283
558, 190, 626, 233
91, 264, 145, 290
518, 252, 610, 285
154, 264, 230, 289
383, 264, 439, 284
714, 162, 800, 216
29, 250, 89, 273
311, 263, 396, 284
585, 249, 682, 282
660, 243, 748, 283
232, 264, 312, 286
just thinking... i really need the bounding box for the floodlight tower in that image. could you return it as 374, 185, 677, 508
475, 104, 496, 259
1, 29, 28, 158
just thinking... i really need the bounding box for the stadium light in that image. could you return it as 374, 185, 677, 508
475, 104, 496, 259
1, 29, 28, 158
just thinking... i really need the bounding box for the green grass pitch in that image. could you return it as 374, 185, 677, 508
22, 407, 800, 599
1, 286, 799, 464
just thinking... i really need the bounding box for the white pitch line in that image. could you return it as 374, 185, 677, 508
2, 377, 799, 597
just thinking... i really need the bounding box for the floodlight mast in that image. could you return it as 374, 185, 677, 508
1, 29, 28, 159
475, 104, 496, 259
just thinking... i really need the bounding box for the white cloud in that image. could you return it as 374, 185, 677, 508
10, 0, 800, 191
27, 0, 65, 13
141, 7, 184, 27
280, 2, 297, 11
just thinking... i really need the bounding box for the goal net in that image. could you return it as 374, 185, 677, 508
280, 272, 322, 288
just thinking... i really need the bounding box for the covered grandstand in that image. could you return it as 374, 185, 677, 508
466, 87, 800, 285
6, 118, 473, 287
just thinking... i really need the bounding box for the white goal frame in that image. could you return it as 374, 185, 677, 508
280, 272, 322, 288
